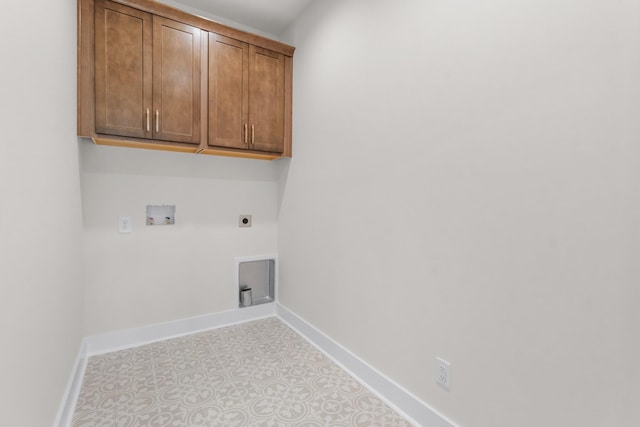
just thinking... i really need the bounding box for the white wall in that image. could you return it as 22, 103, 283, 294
81, 144, 280, 335
0, 0, 85, 424
159, 0, 280, 40
278, 1, 640, 426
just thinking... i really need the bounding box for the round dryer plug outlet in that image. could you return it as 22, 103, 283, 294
239, 215, 252, 227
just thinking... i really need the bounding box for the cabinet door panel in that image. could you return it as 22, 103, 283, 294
95, 0, 152, 138
249, 46, 284, 153
208, 34, 248, 149
153, 17, 201, 144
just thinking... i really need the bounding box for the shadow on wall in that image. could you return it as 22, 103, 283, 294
78, 139, 281, 183
276, 157, 292, 216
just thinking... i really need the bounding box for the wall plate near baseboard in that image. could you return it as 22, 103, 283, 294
276, 303, 459, 427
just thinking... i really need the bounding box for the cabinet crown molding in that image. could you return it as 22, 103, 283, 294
112, 0, 295, 56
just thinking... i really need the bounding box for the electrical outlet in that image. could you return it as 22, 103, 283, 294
118, 216, 132, 233
436, 357, 451, 390
239, 214, 252, 228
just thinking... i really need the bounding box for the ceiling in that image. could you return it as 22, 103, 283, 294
169, 0, 314, 36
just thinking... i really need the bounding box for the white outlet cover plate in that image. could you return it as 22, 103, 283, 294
436, 357, 451, 391
118, 216, 132, 233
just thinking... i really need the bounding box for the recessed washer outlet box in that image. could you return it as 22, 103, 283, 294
146, 205, 175, 226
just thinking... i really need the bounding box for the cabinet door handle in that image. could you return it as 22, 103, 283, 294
155, 110, 159, 133
244, 124, 248, 144
251, 125, 255, 145
146, 109, 150, 132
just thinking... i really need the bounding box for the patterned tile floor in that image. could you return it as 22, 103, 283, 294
72, 317, 412, 426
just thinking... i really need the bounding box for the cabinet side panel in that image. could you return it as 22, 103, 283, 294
283, 55, 293, 158
199, 32, 208, 149
78, 0, 95, 137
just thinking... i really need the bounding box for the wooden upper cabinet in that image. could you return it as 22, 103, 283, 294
80, 0, 293, 158
152, 17, 201, 144
248, 46, 285, 154
208, 37, 285, 154
95, 0, 152, 138
208, 34, 249, 150
94, 0, 201, 144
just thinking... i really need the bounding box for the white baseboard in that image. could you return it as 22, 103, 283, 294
57, 304, 277, 426
85, 303, 276, 356
58, 301, 455, 427
54, 340, 88, 427
276, 303, 458, 427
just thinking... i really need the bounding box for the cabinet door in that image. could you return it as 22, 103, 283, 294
152, 17, 201, 144
248, 46, 285, 153
95, 0, 152, 138
208, 34, 249, 150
